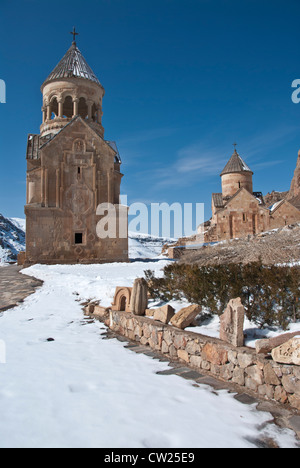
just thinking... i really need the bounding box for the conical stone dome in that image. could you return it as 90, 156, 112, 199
221, 149, 253, 176
221, 148, 253, 198
40, 39, 105, 138
42, 41, 102, 88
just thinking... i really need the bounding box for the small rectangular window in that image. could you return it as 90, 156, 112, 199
75, 233, 83, 244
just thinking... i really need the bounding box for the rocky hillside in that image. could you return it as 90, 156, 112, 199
177, 223, 300, 266
0, 214, 26, 264
263, 190, 289, 207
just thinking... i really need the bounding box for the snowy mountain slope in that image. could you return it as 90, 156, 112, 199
0, 214, 26, 264
128, 231, 176, 259
9, 218, 26, 232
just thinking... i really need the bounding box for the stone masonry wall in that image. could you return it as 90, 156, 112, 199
107, 310, 300, 412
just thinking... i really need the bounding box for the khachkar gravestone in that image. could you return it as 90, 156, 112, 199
220, 297, 245, 347
130, 278, 148, 316
271, 337, 300, 365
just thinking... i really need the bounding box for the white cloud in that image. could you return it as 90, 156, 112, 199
121, 124, 297, 192
176, 142, 227, 175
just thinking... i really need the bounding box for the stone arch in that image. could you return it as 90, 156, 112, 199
63, 95, 73, 118
47, 92, 60, 104
78, 97, 88, 120
50, 96, 58, 120
111, 287, 132, 312
91, 103, 98, 122
120, 296, 127, 311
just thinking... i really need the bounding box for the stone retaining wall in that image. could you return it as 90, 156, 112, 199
106, 310, 300, 412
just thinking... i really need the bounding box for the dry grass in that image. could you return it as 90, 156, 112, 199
178, 224, 300, 266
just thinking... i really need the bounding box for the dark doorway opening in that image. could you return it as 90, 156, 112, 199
120, 296, 127, 311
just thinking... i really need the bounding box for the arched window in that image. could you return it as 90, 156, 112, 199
78, 97, 88, 120
120, 296, 127, 311
63, 96, 73, 118
50, 97, 58, 120
92, 103, 98, 122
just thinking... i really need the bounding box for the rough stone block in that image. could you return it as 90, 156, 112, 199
237, 352, 255, 369
186, 340, 201, 355
258, 384, 274, 400
202, 342, 228, 366
177, 349, 190, 363
274, 386, 288, 404
256, 331, 300, 354
163, 329, 174, 347
93, 305, 110, 318
170, 304, 202, 329
145, 309, 154, 317
232, 367, 245, 386
153, 304, 175, 324
263, 363, 280, 386
288, 394, 300, 411
282, 374, 300, 395
219, 362, 234, 381
173, 333, 187, 350
190, 355, 202, 369
245, 365, 264, 386
271, 337, 300, 366
161, 340, 169, 354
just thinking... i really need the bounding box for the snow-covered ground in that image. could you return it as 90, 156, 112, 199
0, 259, 298, 448
0, 220, 299, 447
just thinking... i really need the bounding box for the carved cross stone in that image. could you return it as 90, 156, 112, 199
220, 297, 245, 347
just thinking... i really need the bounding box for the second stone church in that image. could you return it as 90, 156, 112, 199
203, 146, 300, 242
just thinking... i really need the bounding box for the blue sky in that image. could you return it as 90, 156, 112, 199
0, 0, 300, 235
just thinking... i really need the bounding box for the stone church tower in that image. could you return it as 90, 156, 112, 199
220, 147, 253, 198
24, 33, 128, 265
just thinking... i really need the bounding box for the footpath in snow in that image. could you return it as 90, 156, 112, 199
0, 258, 298, 448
